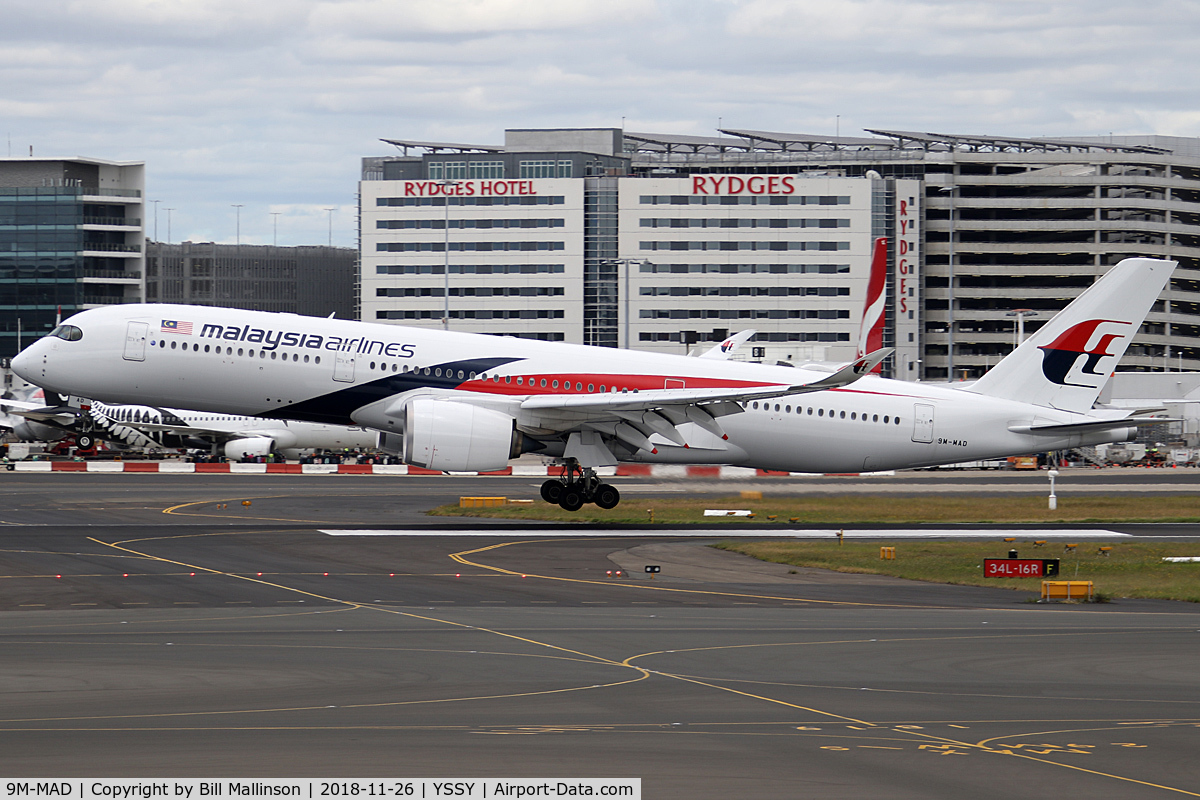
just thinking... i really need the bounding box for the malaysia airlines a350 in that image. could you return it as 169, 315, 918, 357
12, 257, 1174, 510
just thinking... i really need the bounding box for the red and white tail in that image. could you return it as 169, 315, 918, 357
857, 238, 887, 373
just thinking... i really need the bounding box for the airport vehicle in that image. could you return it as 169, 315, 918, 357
11, 258, 1174, 510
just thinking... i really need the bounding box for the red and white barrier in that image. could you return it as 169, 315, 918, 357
7, 461, 892, 477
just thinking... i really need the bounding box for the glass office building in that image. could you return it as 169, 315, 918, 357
0, 157, 144, 358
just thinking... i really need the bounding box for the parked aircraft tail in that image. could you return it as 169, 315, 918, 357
969, 258, 1176, 414
856, 238, 888, 373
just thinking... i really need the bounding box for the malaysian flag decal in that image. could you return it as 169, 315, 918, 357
161, 320, 193, 335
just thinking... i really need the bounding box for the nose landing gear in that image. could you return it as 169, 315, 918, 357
540, 459, 621, 511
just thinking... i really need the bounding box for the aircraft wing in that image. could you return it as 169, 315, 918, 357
0, 403, 82, 427
503, 348, 892, 453
520, 348, 892, 414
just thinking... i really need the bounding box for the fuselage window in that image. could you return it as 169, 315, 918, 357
469, 372, 476, 380
818, 408, 823, 416
226, 347, 232, 355
600, 385, 607, 392
237, 348, 244, 356
204, 345, 210, 353
884, 416, 890, 424
588, 384, 594, 392
850, 412, 856, 420
170, 341, 177, 349
785, 405, 791, 413
193, 343, 199, 352
516, 377, 523, 385
159, 340, 166, 348
774, 404, 780, 412
315, 356, 321, 364
752, 402, 759, 410
434, 368, 442, 377
807, 407, 813, 415
458, 370, 465, 380
391, 363, 397, 371
369, 362, 376, 370
895, 417, 901, 425
504, 376, 510, 383
552, 380, 559, 389
873, 414, 878, 422
304, 354, 310, 363
271, 352, 277, 360
540, 378, 547, 388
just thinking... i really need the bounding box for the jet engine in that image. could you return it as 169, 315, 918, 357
11, 420, 68, 443
224, 437, 275, 460
402, 398, 522, 472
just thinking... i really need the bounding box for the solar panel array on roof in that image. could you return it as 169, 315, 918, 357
865, 129, 1171, 155
380, 138, 503, 154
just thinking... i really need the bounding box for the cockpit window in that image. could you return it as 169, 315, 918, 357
47, 324, 83, 342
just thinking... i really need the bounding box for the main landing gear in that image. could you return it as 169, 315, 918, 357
540, 460, 620, 511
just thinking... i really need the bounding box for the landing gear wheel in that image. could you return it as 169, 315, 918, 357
76, 434, 95, 450
558, 487, 585, 512
540, 479, 564, 504
593, 483, 620, 510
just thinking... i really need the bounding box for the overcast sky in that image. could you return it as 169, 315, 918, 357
3, 0, 1197, 247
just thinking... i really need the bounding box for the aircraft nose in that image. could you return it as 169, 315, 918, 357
10, 341, 41, 381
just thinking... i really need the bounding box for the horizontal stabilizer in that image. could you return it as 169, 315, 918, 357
1009, 415, 1175, 435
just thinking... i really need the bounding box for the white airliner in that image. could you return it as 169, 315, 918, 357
11, 257, 1174, 510
1, 395, 376, 458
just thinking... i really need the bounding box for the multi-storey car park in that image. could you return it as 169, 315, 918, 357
361, 128, 1200, 381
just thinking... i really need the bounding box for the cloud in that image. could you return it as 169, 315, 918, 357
1, 0, 1197, 248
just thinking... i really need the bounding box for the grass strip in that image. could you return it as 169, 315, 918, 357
714, 539, 1200, 602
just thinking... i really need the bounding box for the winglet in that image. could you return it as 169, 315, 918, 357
793, 348, 892, 393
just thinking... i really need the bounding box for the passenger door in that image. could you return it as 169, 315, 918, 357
122, 321, 149, 362
912, 403, 935, 443
333, 349, 355, 383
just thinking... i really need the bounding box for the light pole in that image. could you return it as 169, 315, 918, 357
231, 204, 243, 246
604, 258, 649, 349
152, 199, 160, 241
324, 207, 336, 247
437, 181, 461, 330
270, 212, 281, 246
1006, 309, 1037, 351
165, 208, 174, 244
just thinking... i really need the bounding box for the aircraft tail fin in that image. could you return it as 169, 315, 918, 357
969, 258, 1176, 413
856, 238, 888, 373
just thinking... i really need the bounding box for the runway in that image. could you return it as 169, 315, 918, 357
0, 471, 1198, 798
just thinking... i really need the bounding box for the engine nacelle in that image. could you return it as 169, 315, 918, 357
377, 431, 404, 455
404, 398, 521, 472
224, 436, 275, 460
11, 421, 68, 443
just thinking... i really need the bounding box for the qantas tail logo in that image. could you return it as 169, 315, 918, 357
1038, 319, 1132, 387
